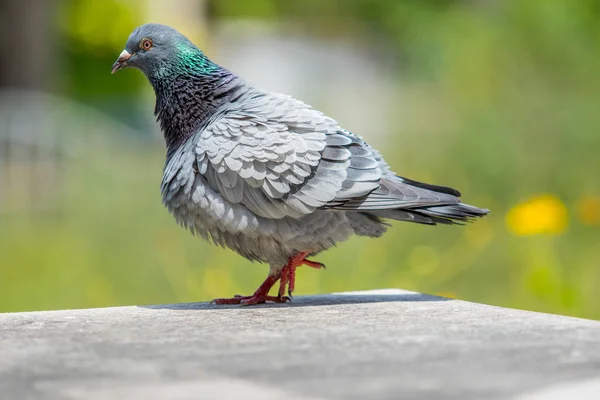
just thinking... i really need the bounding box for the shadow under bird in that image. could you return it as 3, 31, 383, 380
112, 24, 490, 305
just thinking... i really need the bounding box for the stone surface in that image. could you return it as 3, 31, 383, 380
1, 289, 599, 400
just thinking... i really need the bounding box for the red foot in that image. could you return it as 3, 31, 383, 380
211, 274, 287, 305
210, 252, 325, 306
212, 294, 290, 306
279, 252, 326, 298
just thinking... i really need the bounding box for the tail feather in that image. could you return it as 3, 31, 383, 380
412, 203, 490, 225
396, 175, 462, 197
331, 173, 490, 226
369, 209, 452, 226
369, 202, 488, 226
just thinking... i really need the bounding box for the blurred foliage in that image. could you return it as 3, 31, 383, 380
1, 0, 599, 320
57, 0, 148, 127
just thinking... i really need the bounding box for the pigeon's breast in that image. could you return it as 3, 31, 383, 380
161, 142, 267, 239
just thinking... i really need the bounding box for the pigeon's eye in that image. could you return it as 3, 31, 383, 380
140, 38, 153, 51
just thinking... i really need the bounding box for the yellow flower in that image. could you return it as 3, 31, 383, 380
506, 194, 568, 236
576, 196, 600, 226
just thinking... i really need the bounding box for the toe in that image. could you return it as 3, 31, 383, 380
303, 259, 326, 269
211, 297, 243, 305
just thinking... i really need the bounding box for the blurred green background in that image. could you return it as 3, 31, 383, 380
1, 0, 599, 319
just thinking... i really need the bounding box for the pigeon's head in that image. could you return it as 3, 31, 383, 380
111, 24, 214, 78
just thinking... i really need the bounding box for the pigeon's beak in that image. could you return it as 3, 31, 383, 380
111, 50, 132, 74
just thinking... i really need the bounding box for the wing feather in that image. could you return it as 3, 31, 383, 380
194, 90, 462, 221
196, 92, 364, 219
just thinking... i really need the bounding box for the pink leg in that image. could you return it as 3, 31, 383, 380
278, 252, 326, 298
212, 252, 326, 306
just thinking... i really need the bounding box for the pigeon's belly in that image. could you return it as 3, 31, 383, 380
163, 170, 355, 266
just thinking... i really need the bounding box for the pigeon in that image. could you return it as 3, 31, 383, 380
112, 24, 490, 305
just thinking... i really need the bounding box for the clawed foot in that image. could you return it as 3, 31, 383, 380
210, 252, 325, 306
210, 274, 290, 305
279, 252, 326, 298
211, 294, 290, 306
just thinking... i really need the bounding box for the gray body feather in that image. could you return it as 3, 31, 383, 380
160, 79, 489, 273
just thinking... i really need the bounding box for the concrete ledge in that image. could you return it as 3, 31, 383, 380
1, 289, 599, 399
